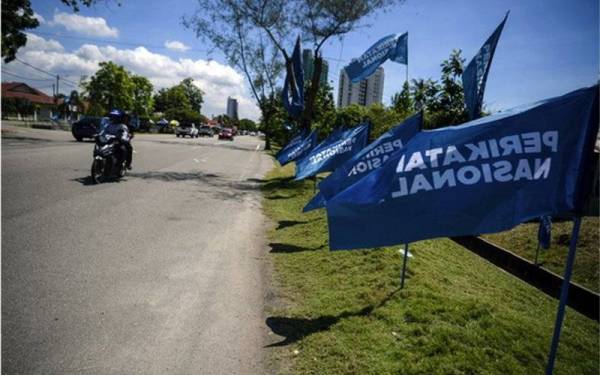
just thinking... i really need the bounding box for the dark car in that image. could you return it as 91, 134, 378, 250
71, 117, 106, 141
218, 128, 234, 141
198, 125, 214, 137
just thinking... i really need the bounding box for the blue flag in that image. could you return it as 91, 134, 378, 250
344, 33, 408, 83
275, 128, 308, 165
304, 113, 422, 212
295, 124, 370, 180
282, 37, 304, 117
463, 13, 509, 120
276, 130, 317, 166
537, 216, 552, 250
327, 85, 599, 250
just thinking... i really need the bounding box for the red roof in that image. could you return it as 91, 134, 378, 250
2, 82, 56, 105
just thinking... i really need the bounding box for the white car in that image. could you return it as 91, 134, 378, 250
176, 124, 199, 138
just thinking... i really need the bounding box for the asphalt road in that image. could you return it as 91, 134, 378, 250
2, 127, 274, 374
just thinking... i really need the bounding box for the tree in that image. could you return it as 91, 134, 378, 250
179, 78, 204, 112
391, 81, 413, 118
427, 49, 468, 128
1, 0, 118, 63
153, 85, 191, 113
184, 0, 399, 145
2, 0, 39, 63
238, 118, 257, 131
82, 61, 135, 114
184, 1, 285, 149
1, 97, 34, 117
165, 107, 205, 125
131, 75, 154, 116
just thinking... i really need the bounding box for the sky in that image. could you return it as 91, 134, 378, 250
2, 0, 598, 121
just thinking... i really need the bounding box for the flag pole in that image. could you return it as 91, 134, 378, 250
545, 216, 582, 374
400, 243, 409, 289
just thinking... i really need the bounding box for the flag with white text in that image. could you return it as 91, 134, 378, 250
295, 124, 370, 180
327, 85, 599, 250
462, 13, 508, 120
303, 113, 422, 212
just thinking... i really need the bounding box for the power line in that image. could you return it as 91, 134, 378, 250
1, 70, 55, 82
14, 57, 80, 89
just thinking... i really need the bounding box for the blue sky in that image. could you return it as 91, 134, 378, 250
6, 0, 599, 119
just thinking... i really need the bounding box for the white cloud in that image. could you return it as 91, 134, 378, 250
4, 34, 260, 120
49, 11, 119, 38
33, 12, 45, 24
164, 40, 190, 52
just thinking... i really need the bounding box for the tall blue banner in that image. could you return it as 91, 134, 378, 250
276, 130, 317, 166
295, 124, 370, 180
275, 128, 308, 166
344, 33, 408, 83
282, 37, 305, 118
463, 13, 509, 120
327, 85, 599, 250
303, 113, 422, 212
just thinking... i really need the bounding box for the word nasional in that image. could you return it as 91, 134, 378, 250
391, 131, 558, 198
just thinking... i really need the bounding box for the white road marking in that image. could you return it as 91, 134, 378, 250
133, 150, 138, 154
255, 144, 260, 151
193, 158, 200, 163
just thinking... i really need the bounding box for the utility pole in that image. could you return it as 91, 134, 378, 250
56, 75, 60, 98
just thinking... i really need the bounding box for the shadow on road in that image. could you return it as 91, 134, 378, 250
265, 289, 401, 347
127, 171, 220, 182
71, 176, 126, 186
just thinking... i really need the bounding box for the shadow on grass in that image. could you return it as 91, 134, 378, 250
269, 242, 325, 253
276, 220, 310, 230
266, 194, 299, 200
265, 289, 401, 347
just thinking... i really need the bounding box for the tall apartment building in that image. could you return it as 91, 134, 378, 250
302, 49, 329, 87
226, 97, 238, 120
337, 67, 384, 108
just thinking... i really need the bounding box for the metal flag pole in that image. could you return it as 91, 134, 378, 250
400, 243, 409, 289
545, 216, 582, 375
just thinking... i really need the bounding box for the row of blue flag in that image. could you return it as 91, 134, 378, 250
277, 84, 598, 251
275, 13, 597, 251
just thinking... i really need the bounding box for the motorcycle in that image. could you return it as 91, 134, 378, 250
90, 133, 128, 184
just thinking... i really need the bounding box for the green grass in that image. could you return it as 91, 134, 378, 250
482, 218, 599, 292
262, 162, 599, 375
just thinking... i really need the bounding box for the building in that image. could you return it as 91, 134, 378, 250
1, 82, 59, 120
337, 67, 384, 108
226, 97, 238, 120
302, 49, 329, 87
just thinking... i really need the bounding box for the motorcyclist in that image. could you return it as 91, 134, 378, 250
100, 109, 133, 170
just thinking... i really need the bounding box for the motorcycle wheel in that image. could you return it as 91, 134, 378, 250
91, 159, 103, 184
117, 163, 126, 178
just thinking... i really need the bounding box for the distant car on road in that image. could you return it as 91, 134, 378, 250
218, 128, 234, 141
71, 117, 107, 141
198, 125, 214, 137
176, 124, 199, 138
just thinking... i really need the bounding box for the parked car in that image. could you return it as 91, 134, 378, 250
71, 116, 107, 141
198, 125, 214, 137
218, 128, 234, 141
176, 124, 199, 138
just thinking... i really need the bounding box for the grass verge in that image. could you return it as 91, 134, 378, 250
482, 218, 599, 292
262, 162, 598, 375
